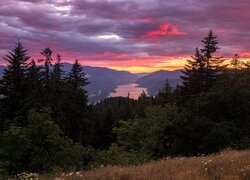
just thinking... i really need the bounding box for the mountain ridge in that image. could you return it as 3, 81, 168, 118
135, 69, 183, 96
0, 64, 183, 100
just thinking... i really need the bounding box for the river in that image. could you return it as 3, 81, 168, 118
109, 83, 148, 99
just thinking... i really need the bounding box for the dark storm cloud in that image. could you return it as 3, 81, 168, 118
0, 0, 249, 68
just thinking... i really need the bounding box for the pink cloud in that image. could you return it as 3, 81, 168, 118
147, 23, 186, 37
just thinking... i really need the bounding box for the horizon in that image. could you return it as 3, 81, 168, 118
1, 0, 250, 73
0, 61, 183, 74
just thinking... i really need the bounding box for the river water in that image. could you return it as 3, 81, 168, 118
109, 83, 147, 99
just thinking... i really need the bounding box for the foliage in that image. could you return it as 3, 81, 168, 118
95, 144, 150, 166
0, 109, 84, 174
114, 105, 178, 158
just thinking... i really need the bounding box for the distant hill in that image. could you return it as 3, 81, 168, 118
0, 66, 4, 78
136, 70, 183, 96
135, 73, 149, 78
0, 64, 138, 102
0, 65, 184, 100
62, 63, 138, 102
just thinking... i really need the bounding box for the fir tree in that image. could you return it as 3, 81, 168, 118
200, 30, 225, 88
38, 48, 53, 106
201, 30, 219, 63
180, 31, 224, 96
39, 48, 53, 87
157, 79, 173, 105
68, 59, 89, 90
0, 42, 30, 121
22, 60, 42, 113
50, 54, 66, 125
66, 60, 90, 144
0, 42, 30, 99
230, 54, 241, 69
52, 54, 64, 81
162, 79, 172, 94
180, 48, 207, 95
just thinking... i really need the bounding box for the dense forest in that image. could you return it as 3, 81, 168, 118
0, 30, 250, 177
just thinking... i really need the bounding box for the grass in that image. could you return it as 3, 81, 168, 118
40, 150, 250, 180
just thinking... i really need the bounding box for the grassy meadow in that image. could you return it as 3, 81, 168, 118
37, 150, 250, 180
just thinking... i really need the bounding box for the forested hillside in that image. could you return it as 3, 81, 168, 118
136, 70, 182, 95
0, 31, 250, 178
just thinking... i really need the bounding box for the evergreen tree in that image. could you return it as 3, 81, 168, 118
230, 54, 241, 69
38, 48, 53, 106
68, 59, 89, 90
66, 60, 90, 144
157, 79, 172, 105
39, 48, 53, 88
22, 60, 42, 113
200, 30, 225, 88
180, 31, 224, 96
40, 48, 52, 77
52, 54, 64, 81
162, 79, 172, 94
180, 48, 206, 95
50, 54, 66, 125
0, 42, 30, 122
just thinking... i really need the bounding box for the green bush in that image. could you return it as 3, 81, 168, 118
114, 105, 178, 158
95, 144, 150, 166
0, 109, 84, 175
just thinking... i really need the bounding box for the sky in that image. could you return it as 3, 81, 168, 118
0, 0, 250, 73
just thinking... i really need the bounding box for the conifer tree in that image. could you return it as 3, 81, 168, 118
0, 42, 30, 99
38, 48, 53, 106
200, 30, 225, 88
180, 31, 224, 96
230, 54, 242, 69
66, 60, 90, 144
51, 54, 66, 125
162, 79, 172, 94
68, 59, 88, 90
157, 79, 172, 105
22, 60, 42, 112
0, 42, 30, 121
52, 54, 64, 81
39, 48, 53, 87
180, 48, 207, 95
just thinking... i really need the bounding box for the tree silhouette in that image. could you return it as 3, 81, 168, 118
0, 42, 30, 121
180, 30, 224, 96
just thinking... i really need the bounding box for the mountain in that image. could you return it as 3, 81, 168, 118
62, 63, 138, 101
136, 70, 183, 96
0, 64, 138, 102
136, 73, 149, 78
0, 66, 4, 78
0, 64, 184, 100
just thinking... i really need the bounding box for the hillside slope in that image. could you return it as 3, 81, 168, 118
136, 70, 183, 96
41, 150, 250, 180
0, 66, 4, 78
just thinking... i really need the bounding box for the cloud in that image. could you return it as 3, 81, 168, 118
0, 0, 249, 72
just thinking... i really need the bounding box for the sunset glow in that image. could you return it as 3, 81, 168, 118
1, 0, 250, 72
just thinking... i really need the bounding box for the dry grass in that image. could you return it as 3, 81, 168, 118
40, 150, 250, 180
